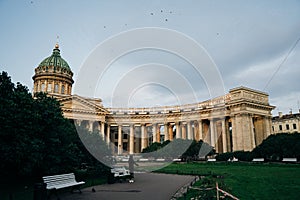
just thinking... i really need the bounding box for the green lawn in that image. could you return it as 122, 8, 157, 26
156, 162, 300, 200
2, 162, 299, 199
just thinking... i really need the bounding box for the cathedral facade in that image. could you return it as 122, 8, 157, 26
32, 44, 275, 155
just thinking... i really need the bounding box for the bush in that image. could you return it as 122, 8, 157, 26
233, 151, 253, 161
216, 152, 234, 161
217, 133, 300, 162
252, 133, 300, 161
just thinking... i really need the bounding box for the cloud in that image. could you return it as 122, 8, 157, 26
270, 91, 300, 115
94, 48, 216, 108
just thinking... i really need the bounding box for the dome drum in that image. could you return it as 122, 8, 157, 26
32, 44, 74, 95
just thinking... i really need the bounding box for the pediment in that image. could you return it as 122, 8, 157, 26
58, 95, 109, 114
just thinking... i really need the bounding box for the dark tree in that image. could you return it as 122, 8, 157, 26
252, 133, 300, 161
0, 71, 110, 178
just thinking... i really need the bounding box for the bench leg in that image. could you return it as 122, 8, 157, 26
71, 185, 82, 194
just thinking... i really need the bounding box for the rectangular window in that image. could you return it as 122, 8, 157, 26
47, 83, 52, 92
279, 125, 282, 131
293, 124, 297, 129
54, 84, 59, 93
41, 83, 45, 91
123, 142, 128, 151
115, 133, 118, 139
61, 85, 65, 94
123, 134, 128, 139
286, 124, 289, 130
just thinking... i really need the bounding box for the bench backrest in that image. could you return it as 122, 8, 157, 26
111, 167, 130, 177
43, 173, 77, 188
282, 158, 297, 162
252, 158, 264, 162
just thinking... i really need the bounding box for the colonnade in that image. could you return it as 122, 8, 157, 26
74, 113, 272, 155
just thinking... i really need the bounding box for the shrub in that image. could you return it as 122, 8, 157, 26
216, 152, 234, 161
233, 151, 253, 161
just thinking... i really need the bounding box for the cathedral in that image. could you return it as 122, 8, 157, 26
32, 44, 275, 155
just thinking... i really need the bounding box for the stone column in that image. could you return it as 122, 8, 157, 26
182, 123, 187, 139
59, 82, 62, 93
232, 114, 255, 151
101, 122, 105, 139
236, 114, 256, 151
145, 125, 149, 148
164, 123, 169, 141
250, 116, 256, 149
253, 117, 264, 146
44, 80, 48, 92
232, 115, 241, 151
187, 121, 193, 140
152, 124, 157, 143
157, 125, 161, 143
221, 119, 227, 153
231, 115, 238, 151
202, 121, 210, 143
193, 121, 199, 141
106, 124, 111, 145
129, 124, 135, 154
215, 121, 220, 153
135, 127, 140, 153
168, 124, 174, 141
118, 125, 123, 155
210, 119, 215, 147
176, 122, 182, 139
74, 119, 82, 126
198, 120, 203, 141
51, 81, 55, 93
264, 116, 272, 138
245, 114, 253, 151
141, 124, 146, 151
226, 121, 232, 152
88, 121, 93, 132
96, 122, 101, 132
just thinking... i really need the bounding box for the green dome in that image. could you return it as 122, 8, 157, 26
38, 44, 71, 71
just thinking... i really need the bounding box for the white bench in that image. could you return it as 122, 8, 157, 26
207, 158, 216, 162
227, 157, 238, 162
139, 158, 149, 162
282, 158, 297, 162
172, 158, 182, 162
43, 173, 85, 198
111, 167, 130, 178
252, 158, 264, 162
232, 157, 238, 162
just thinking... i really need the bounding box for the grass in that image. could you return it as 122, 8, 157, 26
2, 163, 299, 199
156, 162, 300, 200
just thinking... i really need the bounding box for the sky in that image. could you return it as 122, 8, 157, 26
1, 0, 300, 115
